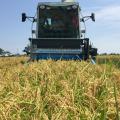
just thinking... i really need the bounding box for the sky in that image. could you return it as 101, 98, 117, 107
0, 0, 120, 54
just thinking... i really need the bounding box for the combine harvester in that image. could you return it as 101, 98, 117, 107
22, 0, 97, 62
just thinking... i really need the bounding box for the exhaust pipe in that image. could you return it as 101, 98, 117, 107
62, 0, 76, 2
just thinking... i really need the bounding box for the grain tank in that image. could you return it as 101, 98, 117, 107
22, 0, 97, 61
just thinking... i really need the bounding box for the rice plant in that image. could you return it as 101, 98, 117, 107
0, 56, 120, 120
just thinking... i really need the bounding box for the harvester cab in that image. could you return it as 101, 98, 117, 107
22, 0, 97, 61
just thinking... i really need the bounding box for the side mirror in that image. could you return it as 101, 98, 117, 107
22, 13, 27, 22
91, 13, 95, 22
81, 30, 86, 33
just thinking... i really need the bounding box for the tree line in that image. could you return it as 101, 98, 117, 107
0, 48, 11, 55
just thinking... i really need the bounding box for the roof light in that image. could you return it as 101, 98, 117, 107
72, 5, 77, 9
40, 5, 45, 9
67, 7, 71, 10
46, 7, 51, 10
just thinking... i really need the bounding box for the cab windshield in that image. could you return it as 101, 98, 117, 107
38, 6, 79, 38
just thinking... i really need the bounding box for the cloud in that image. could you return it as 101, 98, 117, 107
94, 5, 120, 33
96, 5, 120, 22
84, 4, 120, 53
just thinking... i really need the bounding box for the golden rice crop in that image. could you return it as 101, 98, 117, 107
97, 55, 120, 69
0, 57, 120, 120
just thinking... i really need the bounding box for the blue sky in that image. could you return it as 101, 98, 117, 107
0, 0, 120, 54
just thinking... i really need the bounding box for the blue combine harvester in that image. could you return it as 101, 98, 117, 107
22, 0, 97, 61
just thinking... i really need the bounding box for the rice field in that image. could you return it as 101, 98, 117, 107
97, 55, 120, 69
0, 56, 120, 120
